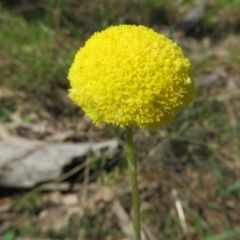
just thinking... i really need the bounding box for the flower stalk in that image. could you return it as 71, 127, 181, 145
126, 126, 141, 240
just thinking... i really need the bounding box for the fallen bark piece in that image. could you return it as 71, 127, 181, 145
0, 138, 119, 188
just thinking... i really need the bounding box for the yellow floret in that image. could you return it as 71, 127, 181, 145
68, 25, 194, 128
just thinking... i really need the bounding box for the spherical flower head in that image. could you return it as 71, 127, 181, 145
68, 25, 194, 129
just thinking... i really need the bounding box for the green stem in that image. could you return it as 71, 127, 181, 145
126, 126, 141, 240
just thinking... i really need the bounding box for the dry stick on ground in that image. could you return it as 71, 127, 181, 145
39, 155, 98, 190
172, 189, 188, 234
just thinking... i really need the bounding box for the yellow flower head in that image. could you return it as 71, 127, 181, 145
68, 25, 194, 128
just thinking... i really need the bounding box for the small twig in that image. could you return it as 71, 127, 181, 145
172, 189, 188, 234
39, 155, 98, 190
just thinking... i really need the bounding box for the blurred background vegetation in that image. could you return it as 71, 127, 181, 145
1, 0, 240, 239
